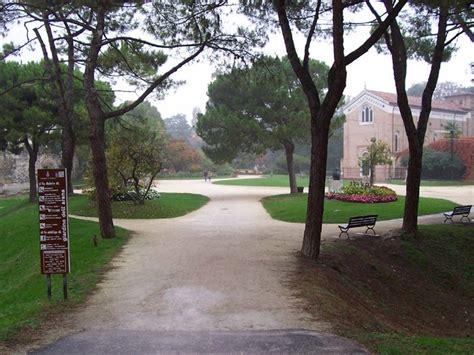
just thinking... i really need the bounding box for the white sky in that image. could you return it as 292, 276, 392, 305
147, 30, 473, 121
3, 6, 473, 122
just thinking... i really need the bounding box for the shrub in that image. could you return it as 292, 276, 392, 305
112, 189, 160, 202
398, 147, 466, 180
421, 148, 465, 180
326, 181, 398, 203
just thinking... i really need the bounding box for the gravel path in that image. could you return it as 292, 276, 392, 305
26, 178, 473, 353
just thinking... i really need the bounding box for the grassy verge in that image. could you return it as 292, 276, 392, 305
261, 194, 457, 223
215, 175, 474, 188
69, 193, 209, 219
387, 179, 473, 186
291, 224, 474, 353
0, 196, 129, 341
214, 175, 310, 187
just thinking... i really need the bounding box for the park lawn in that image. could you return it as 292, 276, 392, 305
387, 179, 474, 186
291, 224, 474, 353
214, 174, 310, 187
69, 192, 209, 219
0, 196, 129, 340
261, 194, 457, 223
0, 194, 30, 217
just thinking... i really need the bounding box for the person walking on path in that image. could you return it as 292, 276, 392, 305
204, 170, 209, 182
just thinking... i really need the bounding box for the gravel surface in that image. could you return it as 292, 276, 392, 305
16, 178, 474, 353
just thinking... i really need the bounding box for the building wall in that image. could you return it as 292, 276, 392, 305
342, 91, 470, 181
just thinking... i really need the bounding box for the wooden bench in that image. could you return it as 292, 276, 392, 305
338, 215, 378, 238
443, 205, 472, 224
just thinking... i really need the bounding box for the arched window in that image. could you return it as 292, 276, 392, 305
394, 131, 400, 152
361, 105, 373, 123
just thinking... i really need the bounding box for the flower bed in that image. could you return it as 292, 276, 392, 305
326, 181, 398, 203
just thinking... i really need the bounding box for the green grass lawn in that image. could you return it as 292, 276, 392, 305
214, 175, 474, 188
214, 174, 310, 187
69, 193, 209, 219
0, 194, 30, 217
387, 179, 474, 186
261, 194, 457, 223
0, 196, 129, 340
358, 332, 474, 354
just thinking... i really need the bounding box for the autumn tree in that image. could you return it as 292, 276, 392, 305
163, 139, 202, 173
372, 0, 472, 234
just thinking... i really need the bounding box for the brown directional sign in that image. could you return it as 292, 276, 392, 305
38, 169, 70, 274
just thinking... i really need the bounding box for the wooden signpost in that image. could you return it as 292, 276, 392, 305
37, 168, 70, 300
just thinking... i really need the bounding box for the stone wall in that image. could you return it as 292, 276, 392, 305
0, 150, 60, 195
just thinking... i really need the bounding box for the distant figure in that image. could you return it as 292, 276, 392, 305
208, 172, 212, 182
332, 168, 341, 181
204, 170, 209, 182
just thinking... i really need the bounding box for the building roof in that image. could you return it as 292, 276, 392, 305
368, 90, 468, 114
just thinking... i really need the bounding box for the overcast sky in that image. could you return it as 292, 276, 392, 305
144, 30, 472, 121
5, 6, 473, 123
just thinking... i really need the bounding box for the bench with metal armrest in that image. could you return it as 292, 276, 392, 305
443, 205, 472, 224
338, 214, 378, 238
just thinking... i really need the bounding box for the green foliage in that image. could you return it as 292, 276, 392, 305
164, 114, 193, 142
105, 102, 165, 204
400, 148, 466, 179
197, 56, 339, 163
275, 153, 311, 174
0, 61, 59, 153
441, 121, 462, 139
358, 138, 392, 185
421, 149, 465, 180
341, 181, 396, 197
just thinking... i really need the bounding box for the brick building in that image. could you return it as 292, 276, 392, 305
341, 89, 473, 181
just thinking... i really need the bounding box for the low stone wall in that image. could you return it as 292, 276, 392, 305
0, 150, 60, 195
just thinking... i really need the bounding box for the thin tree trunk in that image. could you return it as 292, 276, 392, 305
370, 165, 375, 186
283, 140, 297, 194
402, 140, 423, 234
62, 125, 76, 195
24, 137, 38, 203
89, 114, 115, 238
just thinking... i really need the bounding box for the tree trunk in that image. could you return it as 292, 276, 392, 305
283, 140, 297, 194
402, 140, 423, 234
301, 119, 330, 259
370, 165, 375, 186
62, 124, 76, 195
24, 137, 38, 203
89, 113, 115, 238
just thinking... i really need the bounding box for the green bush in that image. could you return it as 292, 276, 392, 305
399, 149, 465, 180
421, 149, 465, 180
341, 181, 396, 197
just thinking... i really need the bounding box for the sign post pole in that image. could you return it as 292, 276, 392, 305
47, 274, 52, 300
37, 168, 70, 300
63, 274, 68, 300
